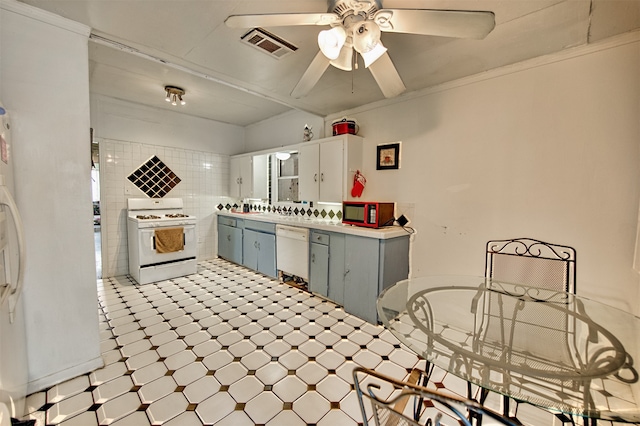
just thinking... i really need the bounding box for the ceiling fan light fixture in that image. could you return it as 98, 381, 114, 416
360, 41, 387, 68
330, 44, 354, 71
318, 26, 347, 60
352, 20, 381, 54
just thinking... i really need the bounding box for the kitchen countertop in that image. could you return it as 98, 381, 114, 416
217, 211, 411, 239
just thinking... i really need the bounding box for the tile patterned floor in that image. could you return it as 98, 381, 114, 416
22, 258, 557, 425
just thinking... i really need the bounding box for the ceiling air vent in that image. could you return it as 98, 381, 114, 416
241, 28, 298, 59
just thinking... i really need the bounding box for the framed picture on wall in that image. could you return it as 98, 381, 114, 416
376, 142, 400, 170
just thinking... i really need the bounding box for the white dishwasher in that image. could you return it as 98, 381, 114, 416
276, 224, 309, 280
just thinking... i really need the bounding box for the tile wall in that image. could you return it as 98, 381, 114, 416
216, 202, 343, 222
99, 139, 235, 278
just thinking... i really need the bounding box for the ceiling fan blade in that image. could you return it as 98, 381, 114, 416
367, 52, 406, 98
374, 9, 495, 39
291, 51, 331, 98
225, 13, 339, 28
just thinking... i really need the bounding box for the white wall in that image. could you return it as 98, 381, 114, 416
92, 95, 244, 277
0, 0, 102, 392
92, 95, 245, 155
259, 34, 640, 314
245, 109, 325, 152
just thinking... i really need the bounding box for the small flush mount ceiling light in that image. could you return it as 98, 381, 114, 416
164, 85, 186, 106
275, 152, 291, 161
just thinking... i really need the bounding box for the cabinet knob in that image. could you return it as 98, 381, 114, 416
320, 173, 324, 182
344, 269, 350, 277
311, 253, 315, 263
227, 235, 231, 242
313, 173, 318, 182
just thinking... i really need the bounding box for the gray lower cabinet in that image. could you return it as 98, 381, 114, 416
327, 233, 346, 306
342, 234, 410, 324
309, 231, 347, 304
242, 221, 277, 278
308, 230, 409, 324
309, 232, 330, 297
218, 214, 409, 323
217, 217, 243, 265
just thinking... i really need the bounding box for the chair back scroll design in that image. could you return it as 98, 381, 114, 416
353, 366, 519, 426
485, 238, 577, 294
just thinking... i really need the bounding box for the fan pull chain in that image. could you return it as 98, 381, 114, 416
351, 69, 354, 94
351, 51, 358, 94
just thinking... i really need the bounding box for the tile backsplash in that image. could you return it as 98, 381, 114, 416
216, 201, 343, 221
99, 139, 233, 278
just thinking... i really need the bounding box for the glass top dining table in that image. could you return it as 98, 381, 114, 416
377, 276, 640, 423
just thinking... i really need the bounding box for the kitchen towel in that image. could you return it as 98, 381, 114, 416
155, 227, 184, 253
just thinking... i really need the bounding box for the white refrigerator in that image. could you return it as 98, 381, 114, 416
0, 101, 27, 425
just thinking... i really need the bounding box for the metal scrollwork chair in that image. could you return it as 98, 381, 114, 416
353, 367, 519, 426
485, 238, 576, 294
485, 237, 577, 424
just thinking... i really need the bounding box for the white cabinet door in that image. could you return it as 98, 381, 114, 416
229, 157, 242, 198
230, 156, 253, 199
252, 154, 269, 200
239, 156, 252, 198
298, 143, 320, 202
319, 138, 344, 203
299, 139, 344, 203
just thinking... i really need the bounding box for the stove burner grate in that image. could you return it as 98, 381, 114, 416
166, 214, 189, 218
136, 215, 161, 220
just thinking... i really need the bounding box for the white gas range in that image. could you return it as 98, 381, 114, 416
127, 198, 197, 284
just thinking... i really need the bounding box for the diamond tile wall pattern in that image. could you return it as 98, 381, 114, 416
127, 155, 181, 198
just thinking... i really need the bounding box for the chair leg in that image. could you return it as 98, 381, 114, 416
466, 382, 490, 425
409, 362, 435, 421
501, 396, 525, 425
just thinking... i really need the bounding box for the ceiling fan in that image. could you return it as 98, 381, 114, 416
225, 0, 495, 99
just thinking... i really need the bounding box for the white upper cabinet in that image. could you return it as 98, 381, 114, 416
229, 155, 252, 199
299, 134, 363, 204
252, 154, 269, 200
298, 143, 320, 202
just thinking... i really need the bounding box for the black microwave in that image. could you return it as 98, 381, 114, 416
342, 201, 395, 228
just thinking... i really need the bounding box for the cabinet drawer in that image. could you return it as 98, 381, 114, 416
245, 220, 276, 234
218, 216, 237, 227
311, 231, 330, 245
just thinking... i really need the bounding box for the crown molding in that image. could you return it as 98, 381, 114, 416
1, 0, 90, 37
